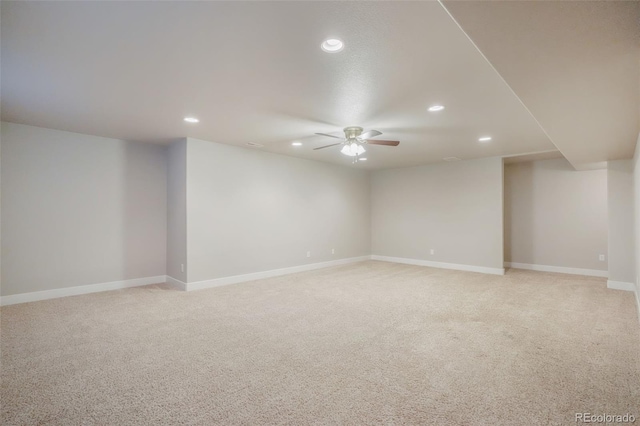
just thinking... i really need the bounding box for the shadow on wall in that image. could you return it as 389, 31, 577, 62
48, 138, 167, 286
122, 141, 167, 281
504, 158, 608, 271
0, 122, 168, 296
504, 161, 534, 264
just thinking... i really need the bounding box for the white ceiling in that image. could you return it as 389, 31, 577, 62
443, 0, 640, 170
3, 1, 618, 170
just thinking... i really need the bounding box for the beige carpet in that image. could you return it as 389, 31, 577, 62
1, 261, 639, 425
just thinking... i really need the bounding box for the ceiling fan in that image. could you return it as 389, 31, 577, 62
314, 126, 399, 162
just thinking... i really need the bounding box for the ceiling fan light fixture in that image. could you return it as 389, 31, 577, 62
341, 142, 365, 157
291, 141, 302, 146
321, 38, 344, 53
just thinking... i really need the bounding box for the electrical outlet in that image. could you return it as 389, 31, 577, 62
181, 264, 184, 272
307, 251, 311, 258
599, 254, 605, 261
430, 249, 435, 255
331, 248, 335, 255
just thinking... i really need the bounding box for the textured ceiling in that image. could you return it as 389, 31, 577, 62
1, 1, 558, 169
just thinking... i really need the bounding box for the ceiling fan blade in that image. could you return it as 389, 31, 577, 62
315, 132, 344, 140
313, 142, 343, 150
359, 130, 382, 140
365, 139, 400, 146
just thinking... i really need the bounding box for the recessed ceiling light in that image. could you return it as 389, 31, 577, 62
184, 117, 199, 123
359, 158, 367, 161
478, 136, 492, 142
291, 142, 302, 146
428, 105, 445, 112
321, 38, 344, 53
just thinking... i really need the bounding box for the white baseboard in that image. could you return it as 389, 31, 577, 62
635, 286, 640, 324
607, 280, 636, 292
1, 257, 370, 304
504, 262, 608, 278
0, 275, 167, 306
371, 255, 505, 276
185, 256, 371, 291
165, 275, 187, 291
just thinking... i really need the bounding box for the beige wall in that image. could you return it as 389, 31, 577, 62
0, 122, 167, 296
607, 160, 635, 283
504, 158, 607, 271
371, 157, 504, 270
166, 139, 187, 282
3, 121, 631, 299
185, 138, 371, 283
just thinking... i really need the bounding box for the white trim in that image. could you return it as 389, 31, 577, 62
166, 275, 187, 291
0, 275, 167, 306
371, 255, 505, 276
606, 280, 636, 292
186, 256, 371, 291
635, 286, 640, 324
504, 262, 608, 278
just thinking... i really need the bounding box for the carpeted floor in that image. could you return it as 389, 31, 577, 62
1, 261, 639, 425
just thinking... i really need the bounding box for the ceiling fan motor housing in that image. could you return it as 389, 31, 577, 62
343, 126, 364, 140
